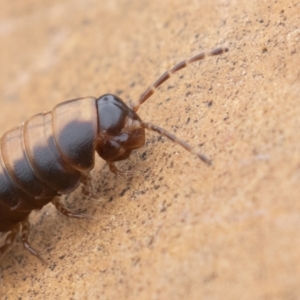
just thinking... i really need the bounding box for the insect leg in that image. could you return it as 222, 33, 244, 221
51, 197, 94, 220
108, 162, 135, 177
0, 224, 21, 259
81, 173, 97, 199
21, 218, 46, 264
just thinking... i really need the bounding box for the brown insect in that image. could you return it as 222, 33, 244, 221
0, 47, 228, 262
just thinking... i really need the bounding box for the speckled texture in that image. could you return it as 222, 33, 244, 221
0, 0, 299, 299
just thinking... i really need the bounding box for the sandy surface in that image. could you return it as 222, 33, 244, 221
0, 0, 299, 299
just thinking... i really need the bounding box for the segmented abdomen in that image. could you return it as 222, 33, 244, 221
0, 97, 98, 232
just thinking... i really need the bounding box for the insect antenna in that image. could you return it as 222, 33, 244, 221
132, 47, 228, 164
131, 47, 228, 112
140, 122, 212, 165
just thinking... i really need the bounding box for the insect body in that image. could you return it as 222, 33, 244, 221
0, 47, 228, 262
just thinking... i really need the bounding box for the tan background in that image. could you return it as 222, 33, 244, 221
0, 0, 299, 299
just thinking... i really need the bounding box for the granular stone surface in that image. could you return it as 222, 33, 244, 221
0, 0, 299, 299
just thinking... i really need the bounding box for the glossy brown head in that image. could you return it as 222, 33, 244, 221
95, 94, 145, 162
